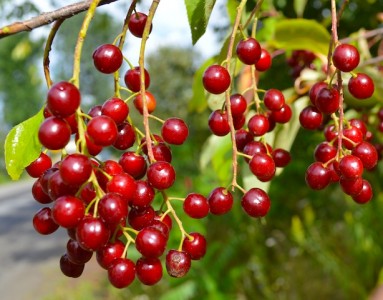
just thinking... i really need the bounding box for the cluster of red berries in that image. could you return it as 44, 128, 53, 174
301, 43, 377, 204
26, 10, 212, 289
286, 49, 317, 78
201, 37, 293, 219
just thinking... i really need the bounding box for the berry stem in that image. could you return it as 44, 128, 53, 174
243, 0, 264, 31
43, 19, 65, 88
224, 0, 248, 191
139, 0, 160, 163
72, 0, 102, 88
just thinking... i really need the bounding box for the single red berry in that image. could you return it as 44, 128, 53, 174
208, 110, 230, 136
47, 170, 78, 200
349, 119, 367, 137
165, 250, 191, 278
60, 154, 93, 187
106, 173, 137, 203
128, 206, 155, 230
98, 193, 128, 225
87, 115, 118, 146
108, 258, 136, 288
314, 142, 337, 163
60, 254, 84, 278
114, 122, 136, 150
147, 161, 176, 190
352, 141, 378, 170
339, 155, 363, 179
241, 188, 271, 218
249, 153, 276, 180
76, 216, 110, 251
183, 193, 210, 219
66, 239, 93, 265
248, 114, 269, 137
51, 195, 85, 228
47, 81, 81, 118
255, 49, 272, 71
132, 180, 155, 208
32, 178, 52, 204
305, 162, 331, 190
272, 148, 291, 168
88, 105, 102, 118
352, 179, 373, 204
161, 118, 189, 145
33, 207, 59, 235
128, 12, 152, 38
135, 227, 167, 258
299, 105, 323, 130
263, 89, 285, 111
93, 44, 123, 74
332, 44, 360, 72
339, 176, 363, 196
96, 240, 125, 269
229, 94, 247, 116
101, 97, 129, 125
316, 87, 340, 114
342, 126, 363, 150
324, 124, 338, 142
133, 91, 157, 114
124, 66, 150, 92
235, 129, 254, 151
202, 65, 231, 94
26, 152, 52, 178
182, 232, 207, 260
38, 117, 71, 150
136, 257, 163, 285
119, 151, 147, 179
207, 187, 233, 215
348, 73, 374, 99
236, 37, 262, 65
270, 104, 292, 123
243, 141, 268, 163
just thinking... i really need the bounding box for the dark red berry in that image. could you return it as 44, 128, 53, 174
98, 193, 128, 225
119, 151, 147, 179
248, 114, 269, 137
33, 207, 59, 235
229, 94, 247, 116
147, 161, 175, 190
263, 89, 285, 111
272, 148, 291, 167
93, 44, 123, 74
108, 258, 136, 288
207, 187, 233, 215
314, 142, 337, 163
76, 216, 110, 251
299, 105, 323, 130
165, 250, 191, 278
52, 195, 85, 228
87, 115, 118, 146
182, 232, 207, 260
124, 66, 150, 92
332, 44, 360, 72
183, 193, 210, 219
255, 49, 272, 71
128, 12, 152, 38
309, 81, 327, 106
96, 240, 125, 269
60, 254, 84, 278
352, 141, 378, 170
38, 117, 71, 150
135, 227, 167, 258
270, 104, 292, 123
348, 73, 374, 99
202, 65, 231, 94
316, 87, 340, 114
208, 110, 230, 136
114, 122, 136, 150
339, 176, 363, 196
26, 152, 52, 178
106, 173, 137, 203
352, 179, 373, 204
128, 206, 155, 230
136, 257, 163, 285
161, 118, 189, 145
60, 154, 92, 187
339, 155, 363, 179
66, 239, 93, 265
235, 129, 254, 151
249, 153, 276, 180
241, 188, 271, 218
47, 81, 81, 118
131, 180, 155, 208
236, 37, 262, 65
305, 162, 331, 190
101, 97, 129, 125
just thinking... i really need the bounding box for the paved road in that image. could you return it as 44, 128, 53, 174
0, 180, 101, 300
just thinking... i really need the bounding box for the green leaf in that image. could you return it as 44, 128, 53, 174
184, 0, 217, 45
271, 19, 330, 54
4, 108, 44, 180
294, 0, 308, 18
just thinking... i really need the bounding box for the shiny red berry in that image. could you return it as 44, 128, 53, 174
202, 65, 231, 94
93, 44, 123, 74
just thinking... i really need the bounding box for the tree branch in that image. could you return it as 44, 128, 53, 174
0, 0, 120, 39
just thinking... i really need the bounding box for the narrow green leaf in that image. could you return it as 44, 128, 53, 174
184, 0, 217, 45
294, 0, 308, 18
271, 19, 330, 54
4, 108, 44, 180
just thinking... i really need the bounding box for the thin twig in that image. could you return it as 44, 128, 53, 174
0, 0, 120, 39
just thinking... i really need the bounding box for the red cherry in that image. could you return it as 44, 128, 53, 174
106, 173, 137, 203
47, 81, 81, 118
51, 195, 85, 228
60, 254, 84, 278
182, 232, 207, 260
272, 148, 291, 168
248, 114, 269, 137
128, 12, 152, 38
249, 153, 276, 180
131, 180, 155, 208
202, 65, 231, 94
305, 162, 331, 190
241, 188, 271, 218
299, 105, 323, 130
87, 115, 118, 146
135, 227, 167, 258
352, 179, 373, 204
270, 104, 292, 123
161, 118, 189, 145
208, 110, 230, 136
93, 44, 123, 74
309, 81, 327, 106
128, 206, 155, 230
38, 117, 71, 150
263, 89, 285, 111
165, 250, 191, 278
314, 142, 337, 163
236, 37, 262, 65
76, 216, 110, 251
60, 154, 93, 187
66, 239, 93, 265
183, 193, 210, 219
332, 44, 360, 72
207, 187, 233, 215
255, 49, 272, 71
352, 141, 378, 170
108, 258, 136, 288
316, 87, 340, 114
119, 151, 147, 179
33, 207, 59, 235
96, 240, 125, 269
98, 193, 128, 225
339, 155, 363, 179
124, 66, 150, 92
229, 94, 247, 116
136, 257, 163, 285
147, 161, 175, 190
348, 73, 374, 99
101, 97, 129, 125
113, 122, 136, 150
26, 152, 52, 178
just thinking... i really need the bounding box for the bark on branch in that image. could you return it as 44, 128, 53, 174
0, 0, 120, 39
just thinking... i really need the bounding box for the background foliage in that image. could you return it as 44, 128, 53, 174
1, 0, 383, 299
